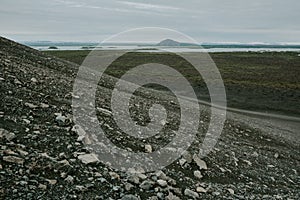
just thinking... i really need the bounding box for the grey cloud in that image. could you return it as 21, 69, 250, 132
0, 0, 299, 43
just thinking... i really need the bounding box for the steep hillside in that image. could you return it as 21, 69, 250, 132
0, 37, 299, 199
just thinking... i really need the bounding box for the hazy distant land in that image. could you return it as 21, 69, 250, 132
22, 39, 300, 52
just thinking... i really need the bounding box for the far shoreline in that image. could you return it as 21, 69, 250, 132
36, 46, 300, 53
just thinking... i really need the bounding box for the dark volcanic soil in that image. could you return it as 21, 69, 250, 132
0, 36, 299, 199
46, 50, 300, 116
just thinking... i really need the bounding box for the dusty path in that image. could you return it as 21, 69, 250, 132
184, 96, 300, 146
227, 111, 300, 146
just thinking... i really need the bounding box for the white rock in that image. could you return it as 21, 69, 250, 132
193, 154, 207, 170
243, 159, 252, 166
23, 119, 30, 124
155, 170, 167, 180
184, 189, 199, 199
182, 152, 193, 163
128, 167, 145, 174
179, 158, 187, 166
0, 128, 16, 141
31, 77, 37, 83
4, 149, 17, 155
33, 130, 41, 134
59, 159, 70, 167
61, 172, 67, 178
40, 152, 56, 161
97, 107, 112, 116
3, 156, 24, 165
72, 125, 91, 144
109, 171, 120, 180
75, 185, 86, 191
128, 175, 140, 184
46, 179, 57, 185
252, 151, 259, 157
72, 125, 85, 137
165, 192, 180, 200
227, 188, 234, 195
124, 183, 134, 191
219, 167, 226, 173
137, 173, 147, 180
14, 78, 22, 85
121, 194, 139, 200
213, 191, 220, 196
25, 102, 38, 109
17, 149, 28, 156
40, 103, 49, 108
157, 192, 164, 199
145, 144, 152, 153
157, 179, 168, 187
55, 114, 67, 123
196, 186, 207, 193
94, 172, 102, 177
65, 175, 74, 183
194, 170, 203, 179
148, 196, 158, 200
78, 153, 99, 164
165, 147, 177, 153
71, 92, 80, 99
140, 180, 154, 190
99, 177, 106, 183
38, 184, 47, 190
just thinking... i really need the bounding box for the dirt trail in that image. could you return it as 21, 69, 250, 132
184, 96, 300, 146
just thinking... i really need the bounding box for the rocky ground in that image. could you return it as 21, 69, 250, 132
0, 36, 299, 199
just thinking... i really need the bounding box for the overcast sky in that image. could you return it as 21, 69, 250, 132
1, 0, 299, 43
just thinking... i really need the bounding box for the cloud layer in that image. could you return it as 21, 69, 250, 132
0, 0, 299, 43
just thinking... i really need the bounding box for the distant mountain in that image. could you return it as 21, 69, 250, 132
157, 39, 200, 47
157, 39, 181, 46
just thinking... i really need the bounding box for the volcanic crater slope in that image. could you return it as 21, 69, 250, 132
0, 37, 299, 199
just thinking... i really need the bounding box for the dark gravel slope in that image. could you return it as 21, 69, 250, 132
0, 37, 299, 199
